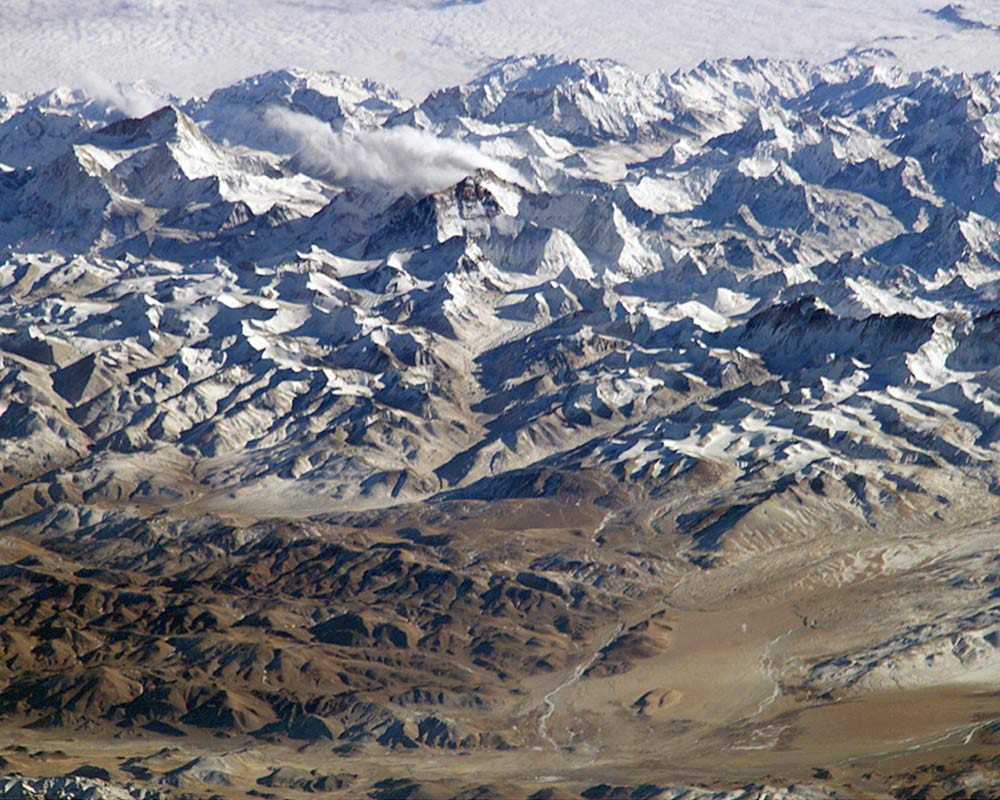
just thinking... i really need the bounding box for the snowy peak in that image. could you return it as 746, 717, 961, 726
2, 55, 1000, 524
187, 68, 410, 152
193, 67, 408, 121
92, 104, 204, 147
419, 55, 676, 144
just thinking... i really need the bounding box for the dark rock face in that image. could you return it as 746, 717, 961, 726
310, 613, 370, 646
253, 714, 333, 741
257, 766, 355, 793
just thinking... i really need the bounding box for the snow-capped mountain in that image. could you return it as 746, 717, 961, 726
3, 55, 1000, 522
2, 56, 1000, 792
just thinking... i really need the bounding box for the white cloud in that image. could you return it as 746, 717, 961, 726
76, 69, 165, 118
265, 107, 525, 195
3, 0, 999, 102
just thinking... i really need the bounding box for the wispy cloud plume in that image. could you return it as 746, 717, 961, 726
77, 70, 165, 118
266, 107, 525, 196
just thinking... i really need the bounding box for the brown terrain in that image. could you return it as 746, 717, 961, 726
1, 468, 999, 799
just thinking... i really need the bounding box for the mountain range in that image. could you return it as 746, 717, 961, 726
1, 53, 1000, 799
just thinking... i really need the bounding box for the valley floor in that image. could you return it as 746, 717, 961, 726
3, 493, 999, 799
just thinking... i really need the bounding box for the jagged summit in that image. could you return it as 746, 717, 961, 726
418, 54, 677, 145
92, 105, 201, 145
186, 68, 409, 152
